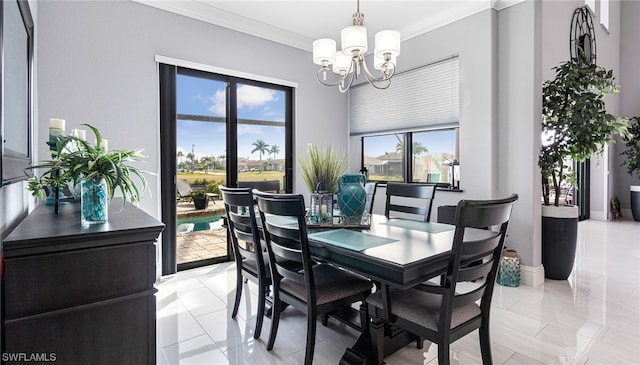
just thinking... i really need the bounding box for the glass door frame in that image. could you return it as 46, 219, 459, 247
159, 64, 293, 275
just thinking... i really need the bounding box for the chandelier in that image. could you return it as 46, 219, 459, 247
312, 0, 400, 93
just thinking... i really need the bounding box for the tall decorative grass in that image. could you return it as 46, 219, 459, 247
299, 144, 347, 194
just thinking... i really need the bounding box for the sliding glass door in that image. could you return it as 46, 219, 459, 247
160, 64, 293, 274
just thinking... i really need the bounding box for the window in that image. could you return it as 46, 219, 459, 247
600, 0, 609, 31
363, 134, 404, 182
352, 56, 460, 186
584, 0, 595, 13
362, 127, 458, 186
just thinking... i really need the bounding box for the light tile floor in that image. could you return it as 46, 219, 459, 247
156, 218, 640, 364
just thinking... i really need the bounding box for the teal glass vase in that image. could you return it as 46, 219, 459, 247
337, 173, 367, 225
497, 249, 520, 287
81, 177, 108, 225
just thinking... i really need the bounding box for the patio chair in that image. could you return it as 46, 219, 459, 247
176, 179, 193, 203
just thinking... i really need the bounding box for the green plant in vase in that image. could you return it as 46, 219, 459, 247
27, 124, 148, 224
539, 59, 630, 206
298, 144, 347, 194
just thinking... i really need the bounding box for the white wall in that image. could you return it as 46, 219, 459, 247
37, 0, 348, 220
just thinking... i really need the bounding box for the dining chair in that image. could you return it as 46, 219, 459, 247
384, 182, 437, 221
367, 194, 518, 365
220, 186, 271, 339
254, 191, 374, 365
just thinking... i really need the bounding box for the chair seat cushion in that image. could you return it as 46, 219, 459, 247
367, 287, 481, 331
280, 264, 372, 305
242, 252, 271, 280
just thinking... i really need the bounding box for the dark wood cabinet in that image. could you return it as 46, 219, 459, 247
1, 199, 164, 364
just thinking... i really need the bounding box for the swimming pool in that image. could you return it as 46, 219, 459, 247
177, 214, 224, 232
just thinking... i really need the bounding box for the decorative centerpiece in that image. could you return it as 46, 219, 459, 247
299, 144, 347, 225
337, 173, 367, 225
27, 123, 148, 225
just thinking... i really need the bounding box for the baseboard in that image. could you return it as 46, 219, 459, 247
590, 211, 607, 220
520, 264, 545, 287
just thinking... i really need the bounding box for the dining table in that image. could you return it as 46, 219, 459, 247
305, 213, 496, 365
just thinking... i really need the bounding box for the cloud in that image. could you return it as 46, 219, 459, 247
237, 124, 263, 136
208, 89, 226, 116
237, 85, 277, 109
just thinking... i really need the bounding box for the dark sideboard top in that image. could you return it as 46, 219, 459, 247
3, 198, 165, 258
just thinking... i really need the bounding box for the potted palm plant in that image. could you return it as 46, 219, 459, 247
621, 116, 640, 221
299, 144, 347, 194
27, 124, 148, 224
540, 59, 629, 279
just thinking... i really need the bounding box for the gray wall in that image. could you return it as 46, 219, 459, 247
349, 9, 497, 211
37, 0, 348, 219
497, 0, 542, 269
615, 0, 640, 211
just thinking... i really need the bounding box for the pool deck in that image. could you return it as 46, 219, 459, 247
176, 199, 228, 265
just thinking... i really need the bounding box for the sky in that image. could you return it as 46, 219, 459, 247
363, 129, 456, 159
176, 74, 285, 161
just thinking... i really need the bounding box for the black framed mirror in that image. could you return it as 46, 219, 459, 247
1, 0, 34, 186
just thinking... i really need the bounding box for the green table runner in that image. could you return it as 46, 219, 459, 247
380, 220, 455, 233
308, 229, 397, 251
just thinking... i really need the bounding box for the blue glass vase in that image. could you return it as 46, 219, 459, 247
337, 173, 367, 225
81, 177, 108, 225
497, 249, 520, 287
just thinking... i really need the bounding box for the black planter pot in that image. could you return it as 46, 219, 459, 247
192, 195, 207, 210
631, 186, 640, 222
542, 205, 579, 280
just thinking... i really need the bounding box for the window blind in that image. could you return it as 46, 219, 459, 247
349, 56, 459, 136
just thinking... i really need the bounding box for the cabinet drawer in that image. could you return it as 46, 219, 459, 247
5, 293, 156, 365
4, 241, 155, 319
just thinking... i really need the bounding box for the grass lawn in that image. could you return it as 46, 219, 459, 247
178, 170, 284, 186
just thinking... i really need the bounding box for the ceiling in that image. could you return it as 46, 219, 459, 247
133, 0, 524, 52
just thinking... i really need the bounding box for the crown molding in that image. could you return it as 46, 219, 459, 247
135, 0, 528, 52
133, 0, 313, 51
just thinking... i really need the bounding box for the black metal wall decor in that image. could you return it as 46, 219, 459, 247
570, 6, 597, 65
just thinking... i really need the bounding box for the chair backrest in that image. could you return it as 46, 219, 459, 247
254, 192, 317, 303
443, 194, 518, 315
220, 187, 267, 276
384, 182, 437, 221
176, 179, 192, 196
238, 180, 281, 193
364, 182, 378, 215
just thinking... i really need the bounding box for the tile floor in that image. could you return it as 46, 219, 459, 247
156, 218, 640, 364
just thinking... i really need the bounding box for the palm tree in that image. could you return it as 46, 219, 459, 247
396, 140, 428, 175
251, 139, 270, 172
200, 156, 214, 173
186, 152, 195, 173
177, 151, 183, 164
269, 145, 280, 171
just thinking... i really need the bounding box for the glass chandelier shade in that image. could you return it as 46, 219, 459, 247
311, 0, 400, 93
341, 25, 368, 54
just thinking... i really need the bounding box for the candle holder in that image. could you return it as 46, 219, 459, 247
309, 193, 333, 225
44, 138, 69, 214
